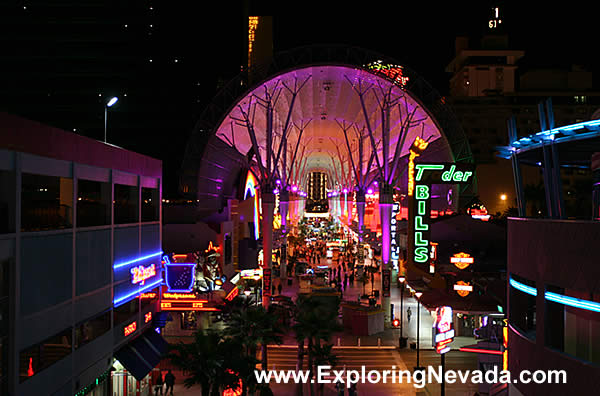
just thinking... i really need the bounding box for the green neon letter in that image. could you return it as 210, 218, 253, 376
415, 216, 428, 231
442, 165, 455, 182
415, 232, 428, 246
415, 164, 445, 181
414, 247, 429, 263
418, 201, 426, 215
462, 171, 473, 182
415, 185, 429, 200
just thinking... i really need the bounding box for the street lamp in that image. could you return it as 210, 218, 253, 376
414, 291, 424, 371
398, 276, 406, 347
104, 96, 118, 143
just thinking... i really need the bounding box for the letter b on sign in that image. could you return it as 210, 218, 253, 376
416, 185, 429, 200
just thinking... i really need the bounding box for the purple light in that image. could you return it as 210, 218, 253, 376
367, 188, 373, 194
374, 181, 378, 185
292, 186, 298, 192
343, 188, 348, 194
276, 179, 281, 185
273, 189, 279, 194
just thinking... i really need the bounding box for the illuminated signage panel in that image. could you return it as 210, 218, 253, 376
124, 321, 137, 337
432, 306, 454, 354
113, 251, 163, 307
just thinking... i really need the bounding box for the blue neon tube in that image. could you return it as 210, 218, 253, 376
509, 277, 537, 296
113, 251, 163, 269
113, 278, 163, 306
510, 277, 600, 313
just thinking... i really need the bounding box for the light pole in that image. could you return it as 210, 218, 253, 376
415, 291, 423, 371
399, 276, 406, 347
104, 96, 118, 143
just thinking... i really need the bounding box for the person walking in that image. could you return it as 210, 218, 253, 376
164, 369, 175, 396
277, 283, 282, 295
407, 307, 412, 323
154, 371, 163, 396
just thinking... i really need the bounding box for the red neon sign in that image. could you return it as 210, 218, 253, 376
124, 321, 137, 336
131, 264, 156, 285
145, 312, 152, 323
162, 292, 199, 300
140, 292, 157, 299
458, 347, 503, 355
225, 287, 239, 301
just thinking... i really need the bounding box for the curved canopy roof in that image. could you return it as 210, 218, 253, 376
181, 46, 473, 216
215, 64, 451, 190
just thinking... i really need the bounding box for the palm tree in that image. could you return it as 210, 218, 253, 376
222, 297, 284, 370
168, 329, 253, 396
293, 295, 342, 396
311, 343, 338, 396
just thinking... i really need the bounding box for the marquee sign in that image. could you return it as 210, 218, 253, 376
451, 252, 474, 270
432, 306, 454, 354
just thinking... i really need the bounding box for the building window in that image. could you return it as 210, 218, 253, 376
141, 187, 159, 222
113, 298, 139, 326
74, 311, 111, 349
114, 184, 138, 224
19, 328, 72, 382
509, 274, 536, 340
21, 173, 73, 231
77, 179, 111, 227
0, 170, 16, 234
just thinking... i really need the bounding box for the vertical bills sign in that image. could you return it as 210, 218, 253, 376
407, 137, 474, 272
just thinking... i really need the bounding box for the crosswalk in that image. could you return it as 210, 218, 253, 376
266, 346, 417, 395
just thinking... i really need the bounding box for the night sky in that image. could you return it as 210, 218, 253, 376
1, 1, 598, 197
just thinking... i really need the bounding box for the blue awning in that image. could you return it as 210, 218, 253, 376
114, 328, 169, 381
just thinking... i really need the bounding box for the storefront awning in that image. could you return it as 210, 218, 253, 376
114, 328, 169, 381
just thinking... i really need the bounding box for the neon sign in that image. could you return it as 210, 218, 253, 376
144, 312, 152, 323
364, 61, 410, 88
391, 202, 400, 271
454, 281, 473, 297
244, 171, 260, 240
432, 306, 454, 354
164, 255, 196, 293
124, 321, 137, 337
140, 292, 157, 299
131, 264, 157, 285
451, 252, 474, 269
408, 141, 474, 271
225, 287, 239, 301
162, 292, 198, 300
113, 251, 163, 270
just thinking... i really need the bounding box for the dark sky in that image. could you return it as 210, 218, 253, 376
1, 1, 598, 197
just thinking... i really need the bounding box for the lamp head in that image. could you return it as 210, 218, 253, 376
106, 97, 118, 107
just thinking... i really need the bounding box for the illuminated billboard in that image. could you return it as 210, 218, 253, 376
113, 251, 163, 307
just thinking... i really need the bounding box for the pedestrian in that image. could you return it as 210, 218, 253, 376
336, 379, 345, 395
277, 283, 282, 295
348, 382, 357, 396
154, 371, 163, 395
407, 307, 412, 323
164, 369, 175, 396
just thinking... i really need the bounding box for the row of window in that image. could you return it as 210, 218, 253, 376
510, 273, 600, 366
19, 291, 159, 383
0, 170, 159, 234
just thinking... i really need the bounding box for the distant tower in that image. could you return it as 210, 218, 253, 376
446, 2, 523, 97
246, 15, 273, 83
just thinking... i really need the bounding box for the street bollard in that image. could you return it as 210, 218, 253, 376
378, 338, 381, 348
338, 337, 341, 346
357, 338, 361, 347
